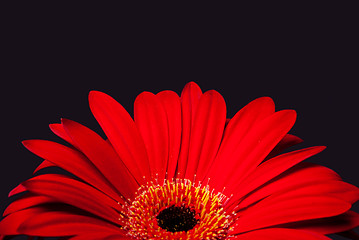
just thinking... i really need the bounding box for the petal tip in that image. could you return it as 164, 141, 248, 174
307, 145, 327, 156
260, 96, 274, 102
21, 140, 32, 148
318, 145, 327, 151
88, 90, 102, 97
185, 81, 199, 87
48, 123, 57, 130
8, 184, 26, 197
88, 90, 107, 104
205, 89, 221, 96
60, 118, 71, 125
283, 109, 297, 121
287, 134, 304, 144
254, 96, 275, 105
135, 91, 155, 101
183, 81, 202, 92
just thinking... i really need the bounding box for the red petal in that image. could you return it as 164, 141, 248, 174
232, 194, 350, 234
228, 146, 326, 207
206, 97, 275, 187
176, 82, 202, 178
225, 97, 275, 139
89, 91, 150, 184
69, 233, 130, 240
3, 193, 53, 216
212, 110, 297, 192
22, 174, 124, 225
8, 184, 26, 197
134, 92, 169, 182
33, 160, 56, 174
236, 163, 342, 210
61, 119, 138, 200
261, 180, 358, 205
290, 180, 359, 204
232, 228, 331, 240
185, 90, 226, 181
156, 90, 182, 180
288, 211, 359, 235
0, 207, 124, 237
37, 123, 75, 174
265, 133, 303, 160
22, 140, 122, 203
49, 123, 76, 146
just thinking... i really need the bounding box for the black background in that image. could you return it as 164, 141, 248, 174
0, 3, 358, 239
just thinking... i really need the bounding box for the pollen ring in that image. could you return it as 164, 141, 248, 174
125, 178, 233, 239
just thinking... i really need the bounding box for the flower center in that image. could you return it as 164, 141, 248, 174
125, 178, 233, 239
156, 204, 199, 232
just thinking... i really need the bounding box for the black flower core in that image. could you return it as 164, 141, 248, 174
156, 205, 199, 232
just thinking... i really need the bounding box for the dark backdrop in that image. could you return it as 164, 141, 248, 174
1, 4, 358, 239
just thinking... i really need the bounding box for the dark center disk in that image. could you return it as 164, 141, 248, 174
156, 205, 199, 232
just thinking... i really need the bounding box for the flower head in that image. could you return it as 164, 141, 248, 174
1, 82, 358, 239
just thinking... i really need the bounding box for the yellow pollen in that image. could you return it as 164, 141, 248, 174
125, 178, 233, 239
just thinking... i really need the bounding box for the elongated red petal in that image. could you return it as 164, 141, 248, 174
89, 91, 150, 184
134, 92, 169, 182
3, 193, 53, 216
211, 110, 297, 192
0, 207, 124, 236
185, 90, 226, 181
232, 228, 331, 240
22, 174, 124, 225
156, 90, 182, 180
33, 160, 56, 174
8, 184, 26, 197
36, 123, 75, 175
288, 180, 359, 204
61, 119, 138, 199
177, 82, 202, 177
228, 146, 326, 206
224, 97, 276, 140
207, 97, 275, 181
22, 140, 121, 202
232, 195, 350, 234
236, 163, 342, 210
287, 211, 359, 235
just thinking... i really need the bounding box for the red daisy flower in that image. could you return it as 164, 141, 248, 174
1, 82, 358, 240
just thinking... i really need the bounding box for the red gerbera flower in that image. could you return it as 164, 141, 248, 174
1, 82, 358, 240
